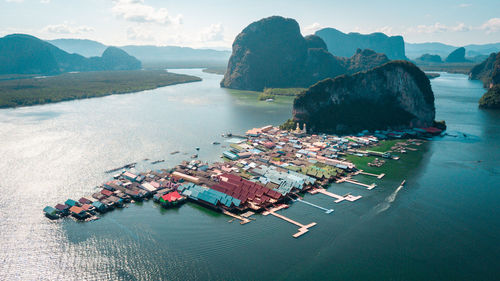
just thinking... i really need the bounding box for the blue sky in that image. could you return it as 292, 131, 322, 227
1, 0, 499, 48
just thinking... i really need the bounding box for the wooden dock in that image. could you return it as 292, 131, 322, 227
222, 210, 251, 225
263, 204, 317, 238
356, 170, 385, 179
309, 188, 362, 203
338, 177, 377, 190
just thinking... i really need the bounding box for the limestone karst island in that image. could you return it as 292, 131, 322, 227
1, 1, 499, 281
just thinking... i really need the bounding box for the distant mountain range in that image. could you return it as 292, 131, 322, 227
315, 28, 408, 60
48, 38, 231, 65
0, 34, 141, 75
405, 42, 500, 59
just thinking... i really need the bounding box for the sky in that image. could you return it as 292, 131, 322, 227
1, 0, 500, 48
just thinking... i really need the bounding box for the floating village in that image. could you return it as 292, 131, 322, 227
43, 124, 442, 238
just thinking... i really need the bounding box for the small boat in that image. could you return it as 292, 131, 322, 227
191, 154, 198, 158
265, 98, 274, 102
151, 159, 165, 164
212, 141, 220, 145
195, 147, 200, 151
170, 151, 180, 155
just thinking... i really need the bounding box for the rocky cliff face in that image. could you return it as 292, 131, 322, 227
293, 61, 435, 133
315, 28, 407, 60
221, 16, 390, 91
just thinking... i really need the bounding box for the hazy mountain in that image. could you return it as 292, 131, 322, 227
0, 34, 141, 75
48, 38, 231, 66
48, 38, 107, 57
315, 28, 407, 60
119, 45, 231, 64
406, 42, 500, 59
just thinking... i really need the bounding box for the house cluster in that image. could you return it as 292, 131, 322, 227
44, 125, 431, 222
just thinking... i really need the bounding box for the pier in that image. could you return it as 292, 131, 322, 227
309, 188, 362, 203
356, 170, 385, 179
337, 177, 377, 190
295, 198, 333, 214
263, 204, 317, 238
222, 210, 251, 225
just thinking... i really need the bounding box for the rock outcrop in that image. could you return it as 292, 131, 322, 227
445, 47, 469, 63
292, 61, 436, 133
315, 28, 408, 60
471, 52, 500, 109
343, 49, 389, 74
221, 16, 390, 91
470, 52, 500, 87
0, 34, 142, 75
479, 85, 500, 109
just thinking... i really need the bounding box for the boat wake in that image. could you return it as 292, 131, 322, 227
373, 181, 405, 214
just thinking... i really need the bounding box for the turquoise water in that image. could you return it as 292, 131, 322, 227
0, 70, 498, 280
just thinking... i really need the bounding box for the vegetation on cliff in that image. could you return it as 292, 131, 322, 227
479, 85, 500, 109
221, 16, 391, 91
258, 88, 306, 100
470, 52, 500, 87
292, 61, 435, 133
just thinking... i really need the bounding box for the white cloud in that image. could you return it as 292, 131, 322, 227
112, 0, 182, 25
5, 0, 24, 3
458, 3, 471, 8
42, 23, 94, 34
374, 26, 394, 35
126, 25, 155, 41
200, 23, 224, 42
480, 18, 500, 34
407, 22, 470, 34
303, 22, 323, 35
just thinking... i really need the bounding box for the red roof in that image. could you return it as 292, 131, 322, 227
69, 206, 84, 214
101, 189, 113, 196
81, 204, 93, 211
422, 127, 442, 134
162, 191, 182, 202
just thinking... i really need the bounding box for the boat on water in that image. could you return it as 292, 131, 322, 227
212, 141, 221, 145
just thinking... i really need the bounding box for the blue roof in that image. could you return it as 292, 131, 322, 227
65, 199, 78, 206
